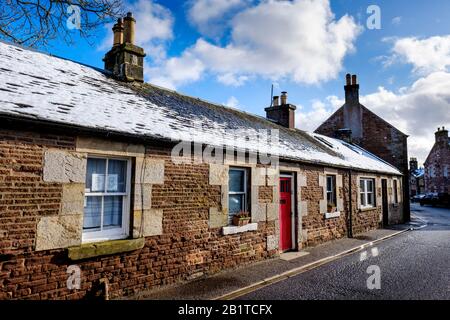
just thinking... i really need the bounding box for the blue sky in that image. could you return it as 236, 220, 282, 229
41, 0, 450, 164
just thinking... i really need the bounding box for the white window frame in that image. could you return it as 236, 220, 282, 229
228, 168, 248, 223
83, 155, 131, 243
326, 175, 337, 208
360, 178, 375, 209
393, 179, 399, 204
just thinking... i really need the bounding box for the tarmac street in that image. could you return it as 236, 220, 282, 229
238, 203, 450, 300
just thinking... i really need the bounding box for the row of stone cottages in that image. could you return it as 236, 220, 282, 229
0, 14, 403, 299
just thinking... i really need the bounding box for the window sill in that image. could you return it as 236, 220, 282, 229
325, 211, 341, 219
68, 238, 145, 261
359, 206, 377, 212
222, 223, 258, 236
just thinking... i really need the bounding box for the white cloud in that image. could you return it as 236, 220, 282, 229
296, 95, 342, 132
148, 49, 205, 90
187, 0, 250, 38
391, 16, 402, 25
152, 0, 361, 89
98, 0, 174, 63
217, 73, 249, 86
224, 96, 240, 108
389, 35, 450, 74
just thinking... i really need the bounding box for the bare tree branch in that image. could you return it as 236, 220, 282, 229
0, 0, 124, 47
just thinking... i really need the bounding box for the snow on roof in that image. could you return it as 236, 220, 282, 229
411, 168, 424, 178
0, 41, 400, 175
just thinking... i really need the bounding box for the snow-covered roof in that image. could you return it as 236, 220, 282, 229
411, 168, 424, 178
0, 41, 401, 175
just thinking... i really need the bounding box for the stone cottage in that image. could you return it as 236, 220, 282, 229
0, 14, 403, 300
315, 74, 410, 223
424, 127, 450, 194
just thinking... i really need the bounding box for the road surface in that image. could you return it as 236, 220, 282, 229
238, 203, 450, 300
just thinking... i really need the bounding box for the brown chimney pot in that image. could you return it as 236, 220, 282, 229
281, 91, 287, 105
123, 12, 136, 44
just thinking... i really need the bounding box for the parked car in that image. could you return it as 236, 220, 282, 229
419, 193, 450, 207
411, 194, 426, 203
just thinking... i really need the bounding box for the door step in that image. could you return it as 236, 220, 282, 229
280, 251, 310, 261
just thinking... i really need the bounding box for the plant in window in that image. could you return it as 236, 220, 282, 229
232, 211, 251, 227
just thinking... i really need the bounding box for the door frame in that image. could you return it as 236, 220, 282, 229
280, 173, 296, 251
381, 179, 389, 227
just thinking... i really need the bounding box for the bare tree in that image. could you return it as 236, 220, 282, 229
0, 0, 124, 47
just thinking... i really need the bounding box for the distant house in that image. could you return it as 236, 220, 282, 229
409, 158, 425, 196
315, 74, 410, 223
0, 13, 403, 300
424, 127, 450, 194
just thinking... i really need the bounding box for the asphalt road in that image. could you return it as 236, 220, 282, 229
238, 203, 450, 300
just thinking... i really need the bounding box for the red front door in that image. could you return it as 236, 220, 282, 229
279, 177, 292, 251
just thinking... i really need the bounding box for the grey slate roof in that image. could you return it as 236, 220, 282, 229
0, 41, 401, 175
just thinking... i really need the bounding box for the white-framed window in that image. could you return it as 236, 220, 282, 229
393, 179, 398, 204
228, 168, 249, 223
326, 175, 337, 211
360, 178, 375, 208
83, 156, 131, 242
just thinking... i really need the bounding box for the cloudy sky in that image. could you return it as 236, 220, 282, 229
50, 0, 450, 166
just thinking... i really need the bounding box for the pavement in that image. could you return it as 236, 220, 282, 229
129, 209, 427, 300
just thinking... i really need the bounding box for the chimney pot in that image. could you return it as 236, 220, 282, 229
123, 12, 136, 44
272, 96, 279, 107
281, 91, 287, 105
346, 74, 351, 85
112, 18, 124, 47
352, 74, 357, 85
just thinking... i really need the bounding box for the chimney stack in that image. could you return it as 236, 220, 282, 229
435, 126, 449, 144
342, 73, 363, 140
344, 73, 359, 105
265, 91, 296, 129
103, 12, 146, 83
409, 157, 418, 171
